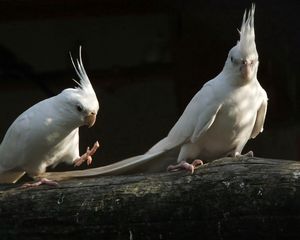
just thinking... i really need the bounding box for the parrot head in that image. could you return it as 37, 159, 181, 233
225, 4, 259, 83
60, 46, 99, 128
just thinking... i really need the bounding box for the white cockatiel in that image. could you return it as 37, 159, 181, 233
0, 47, 100, 184
42, 4, 268, 181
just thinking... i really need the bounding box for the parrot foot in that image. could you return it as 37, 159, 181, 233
167, 159, 204, 174
21, 178, 59, 188
233, 151, 254, 158
74, 141, 100, 167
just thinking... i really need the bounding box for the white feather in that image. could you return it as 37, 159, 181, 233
69, 46, 96, 96
41, 5, 268, 180
0, 47, 99, 183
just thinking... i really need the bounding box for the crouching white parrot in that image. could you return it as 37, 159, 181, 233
0, 47, 100, 186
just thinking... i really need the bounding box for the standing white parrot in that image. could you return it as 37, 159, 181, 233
41, 4, 268, 181
0, 47, 100, 185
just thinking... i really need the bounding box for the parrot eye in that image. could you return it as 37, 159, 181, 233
230, 56, 237, 64
76, 105, 83, 112
230, 57, 238, 65
250, 59, 258, 65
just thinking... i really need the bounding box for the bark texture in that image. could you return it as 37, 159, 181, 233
1, 157, 300, 240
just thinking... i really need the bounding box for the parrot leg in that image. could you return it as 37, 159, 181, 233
167, 159, 204, 174
21, 178, 59, 188
74, 141, 100, 167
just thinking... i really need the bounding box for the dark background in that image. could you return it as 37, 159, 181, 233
0, 0, 299, 171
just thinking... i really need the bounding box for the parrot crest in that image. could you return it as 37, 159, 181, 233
64, 46, 99, 117
70, 46, 97, 99
237, 4, 257, 58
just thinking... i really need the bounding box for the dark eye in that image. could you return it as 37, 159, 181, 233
230, 56, 234, 63
76, 105, 83, 112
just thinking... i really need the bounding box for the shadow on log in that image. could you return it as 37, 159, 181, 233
1, 157, 300, 240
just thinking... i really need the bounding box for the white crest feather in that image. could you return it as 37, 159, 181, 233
69, 46, 95, 95
238, 4, 257, 56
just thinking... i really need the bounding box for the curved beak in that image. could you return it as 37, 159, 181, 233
84, 112, 97, 128
240, 60, 252, 80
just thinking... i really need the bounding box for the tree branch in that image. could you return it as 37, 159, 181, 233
1, 157, 300, 239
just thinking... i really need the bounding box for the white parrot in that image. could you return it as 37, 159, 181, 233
0, 47, 100, 185
42, 4, 268, 181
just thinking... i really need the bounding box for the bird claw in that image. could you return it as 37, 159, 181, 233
74, 141, 100, 167
20, 178, 59, 188
234, 150, 254, 158
167, 159, 204, 174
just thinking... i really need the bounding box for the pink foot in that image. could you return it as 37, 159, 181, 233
233, 151, 254, 158
74, 141, 100, 167
167, 159, 204, 174
21, 178, 59, 188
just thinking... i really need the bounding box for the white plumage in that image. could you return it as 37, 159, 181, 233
148, 4, 267, 161
0, 47, 100, 184
42, 4, 268, 180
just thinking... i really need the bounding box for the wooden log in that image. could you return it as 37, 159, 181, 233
1, 157, 300, 239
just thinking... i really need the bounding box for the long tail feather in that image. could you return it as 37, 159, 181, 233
39, 151, 170, 181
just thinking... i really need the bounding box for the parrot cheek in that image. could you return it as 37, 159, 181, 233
84, 114, 97, 128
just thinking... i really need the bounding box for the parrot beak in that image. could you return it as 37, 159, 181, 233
84, 112, 97, 128
240, 60, 252, 80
